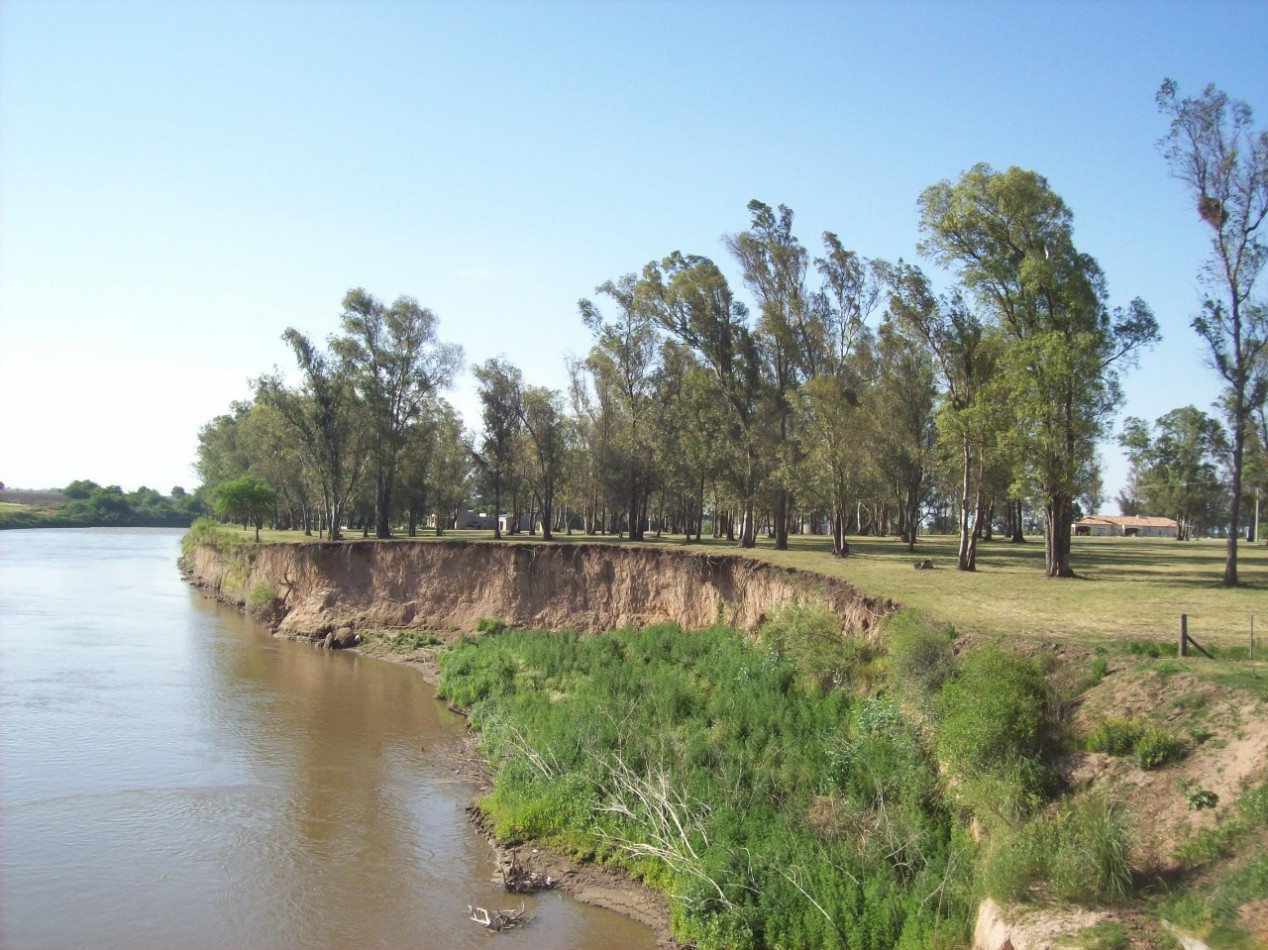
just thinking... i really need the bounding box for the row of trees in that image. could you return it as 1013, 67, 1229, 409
195, 80, 1266, 583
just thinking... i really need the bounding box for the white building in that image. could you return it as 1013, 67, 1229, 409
1074, 515, 1179, 538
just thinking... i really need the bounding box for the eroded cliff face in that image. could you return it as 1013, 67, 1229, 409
180, 539, 893, 641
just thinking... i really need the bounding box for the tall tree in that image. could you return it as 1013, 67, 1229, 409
638, 253, 765, 547
211, 475, 277, 542
919, 164, 1159, 577
257, 330, 366, 541
872, 318, 939, 551
797, 235, 884, 555
726, 201, 810, 549
473, 358, 523, 540
1157, 80, 1268, 584
333, 289, 463, 539
579, 275, 661, 540
518, 385, 568, 540
889, 264, 1003, 570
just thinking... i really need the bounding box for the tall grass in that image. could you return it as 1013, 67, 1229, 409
437, 619, 972, 949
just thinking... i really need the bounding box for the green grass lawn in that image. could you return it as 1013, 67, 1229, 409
221, 524, 1267, 647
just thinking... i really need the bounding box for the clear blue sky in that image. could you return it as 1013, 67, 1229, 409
2, 0, 1266, 507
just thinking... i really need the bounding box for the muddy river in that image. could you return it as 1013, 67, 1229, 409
0, 528, 653, 949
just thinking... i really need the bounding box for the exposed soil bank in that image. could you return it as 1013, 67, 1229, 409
179, 538, 893, 642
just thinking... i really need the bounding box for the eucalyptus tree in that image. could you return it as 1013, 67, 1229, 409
1120, 407, 1227, 540
726, 201, 813, 549
565, 354, 611, 534
257, 330, 366, 541
394, 412, 438, 536
888, 264, 1005, 570
393, 399, 470, 536
1080, 455, 1107, 520
517, 384, 568, 540
333, 289, 463, 539
918, 164, 1159, 577
1157, 80, 1268, 583
236, 400, 314, 532
814, 232, 884, 376
473, 358, 523, 540
801, 371, 872, 555
871, 318, 939, 551
796, 235, 885, 555
637, 253, 765, 547
579, 275, 661, 540
195, 401, 256, 489
655, 343, 726, 541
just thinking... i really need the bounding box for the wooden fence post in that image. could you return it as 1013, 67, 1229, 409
1179, 614, 1188, 658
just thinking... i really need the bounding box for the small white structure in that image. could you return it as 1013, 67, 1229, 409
1074, 514, 1179, 538
498, 513, 531, 533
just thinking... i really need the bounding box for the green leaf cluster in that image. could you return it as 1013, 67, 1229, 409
1085, 717, 1187, 770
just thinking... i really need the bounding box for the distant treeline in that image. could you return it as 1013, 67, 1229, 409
0, 481, 203, 530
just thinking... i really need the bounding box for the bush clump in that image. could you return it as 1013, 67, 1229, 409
247, 581, 277, 608
983, 794, 1132, 905
760, 604, 879, 694
1086, 717, 1186, 770
935, 646, 1053, 810
884, 610, 956, 698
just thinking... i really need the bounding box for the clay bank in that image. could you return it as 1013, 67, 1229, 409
179, 538, 893, 642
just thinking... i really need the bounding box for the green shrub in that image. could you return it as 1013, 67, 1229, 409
1187, 789, 1219, 811
1132, 727, 1186, 770
247, 581, 277, 608
935, 647, 1050, 798
761, 604, 879, 693
476, 617, 510, 635
1086, 718, 1145, 756
1086, 717, 1185, 770
884, 610, 956, 697
983, 795, 1132, 905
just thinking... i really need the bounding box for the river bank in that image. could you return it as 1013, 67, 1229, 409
353, 639, 679, 947
177, 533, 892, 948
178, 529, 892, 640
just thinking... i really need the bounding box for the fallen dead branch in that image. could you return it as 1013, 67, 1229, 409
467, 901, 532, 932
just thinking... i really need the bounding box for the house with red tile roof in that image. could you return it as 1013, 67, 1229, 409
1074, 514, 1179, 538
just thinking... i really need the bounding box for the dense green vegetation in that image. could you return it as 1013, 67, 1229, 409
435, 610, 1142, 949
425, 606, 1268, 948
0, 482, 201, 529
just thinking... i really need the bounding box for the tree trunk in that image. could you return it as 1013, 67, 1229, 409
956, 441, 975, 571
1044, 494, 1075, 577
1224, 418, 1243, 586
492, 478, 502, 540
374, 470, 393, 539
773, 489, 790, 550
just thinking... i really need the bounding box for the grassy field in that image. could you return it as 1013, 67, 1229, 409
225, 523, 1268, 648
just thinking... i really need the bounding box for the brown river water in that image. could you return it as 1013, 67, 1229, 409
0, 528, 654, 949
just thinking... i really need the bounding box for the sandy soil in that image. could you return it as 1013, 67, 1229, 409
1068, 659, 1268, 872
